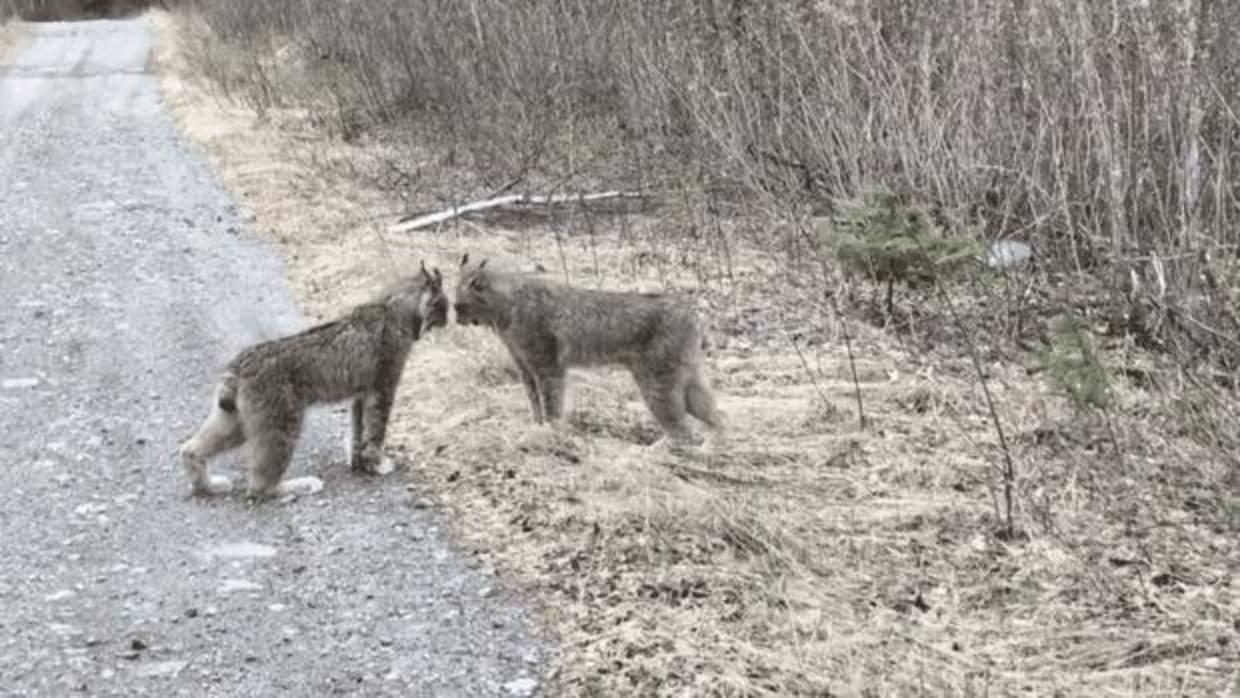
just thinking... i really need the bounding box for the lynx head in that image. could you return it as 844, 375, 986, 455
387, 260, 448, 338
453, 253, 507, 327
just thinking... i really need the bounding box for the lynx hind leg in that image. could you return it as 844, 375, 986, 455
243, 408, 318, 499
634, 366, 694, 450
179, 403, 242, 496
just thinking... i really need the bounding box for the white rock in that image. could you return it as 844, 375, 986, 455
1, 377, 39, 390
74, 502, 107, 516
503, 677, 540, 697
217, 579, 262, 594
986, 240, 1034, 270
203, 541, 276, 559
134, 660, 187, 678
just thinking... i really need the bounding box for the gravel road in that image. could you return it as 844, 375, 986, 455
0, 17, 544, 697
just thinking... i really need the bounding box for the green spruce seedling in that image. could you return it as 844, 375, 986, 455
1037, 314, 1114, 414
826, 189, 980, 317
1036, 314, 1123, 462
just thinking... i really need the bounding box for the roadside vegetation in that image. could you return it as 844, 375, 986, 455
0, 14, 24, 56
0, 0, 156, 21
149, 2, 1238, 696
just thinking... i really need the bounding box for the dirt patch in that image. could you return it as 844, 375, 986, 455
0, 19, 30, 61
150, 10, 1239, 697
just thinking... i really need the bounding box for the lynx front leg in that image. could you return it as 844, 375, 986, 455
353, 392, 396, 475
355, 359, 404, 476
349, 396, 366, 471
517, 363, 546, 424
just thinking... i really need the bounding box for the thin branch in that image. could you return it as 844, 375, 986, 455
790, 333, 832, 409
913, 234, 1019, 539
797, 219, 868, 429
389, 191, 646, 233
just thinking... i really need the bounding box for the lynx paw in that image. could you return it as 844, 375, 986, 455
353, 446, 396, 476
372, 457, 396, 476
190, 474, 234, 497
700, 431, 726, 455
274, 476, 324, 497
646, 435, 695, 456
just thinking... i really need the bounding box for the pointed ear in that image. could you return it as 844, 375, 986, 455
433, 267, 443, 283
460, 253, 470, 268
420, 259, 430, 279
478, 259, 488, 271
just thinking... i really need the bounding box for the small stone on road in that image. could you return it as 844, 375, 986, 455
134, 660, 187, 678
504, 676, 540, 697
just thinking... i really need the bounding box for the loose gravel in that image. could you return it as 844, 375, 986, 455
0, 17, 545, 697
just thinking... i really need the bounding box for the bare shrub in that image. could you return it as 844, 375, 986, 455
158, 3, 1240, 692
170, 1, 1240, 284
1, 0, 158, 21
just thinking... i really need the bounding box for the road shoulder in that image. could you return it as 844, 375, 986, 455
149, 5, 555, 689
0, 19, 31, 63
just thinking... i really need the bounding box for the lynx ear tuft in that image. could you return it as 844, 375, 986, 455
460, 253, 470, 268
478, 259, 488, 271
420, 259, 431, 280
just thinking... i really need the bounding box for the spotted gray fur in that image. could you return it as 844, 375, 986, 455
180, 263, 449, 498
453, 254, 724, 449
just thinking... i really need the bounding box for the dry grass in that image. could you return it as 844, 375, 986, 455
0, 15, 29, 61
1, 0, 157, 22
151, 10, 1239, 697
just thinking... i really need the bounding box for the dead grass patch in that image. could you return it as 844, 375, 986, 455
0, 16, 29, 62
151, 11, 1239, 697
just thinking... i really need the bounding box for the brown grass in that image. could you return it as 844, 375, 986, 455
151, 10, 1239, 698
0, 14, 29, 60
1, 0, 157, 22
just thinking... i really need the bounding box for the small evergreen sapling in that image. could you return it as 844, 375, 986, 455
823, 189, 980, 315
1037, 314, 1114, 414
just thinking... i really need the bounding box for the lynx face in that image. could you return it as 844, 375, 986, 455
421, 281, 450, 331
412, 262, 449, 335
391, 262, 448, 337
453, 257, 498, 327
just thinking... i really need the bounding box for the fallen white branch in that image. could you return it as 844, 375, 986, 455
390, 190, 643, 233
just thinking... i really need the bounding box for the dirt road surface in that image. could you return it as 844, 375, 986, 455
0, 17, 544, 697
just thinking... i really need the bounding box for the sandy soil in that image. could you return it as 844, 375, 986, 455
150, 10, 1239, 697
0, 18, 30, 61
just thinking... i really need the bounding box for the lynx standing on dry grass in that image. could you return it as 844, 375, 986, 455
180, 262, 449, 498
453, 254, 724, 449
